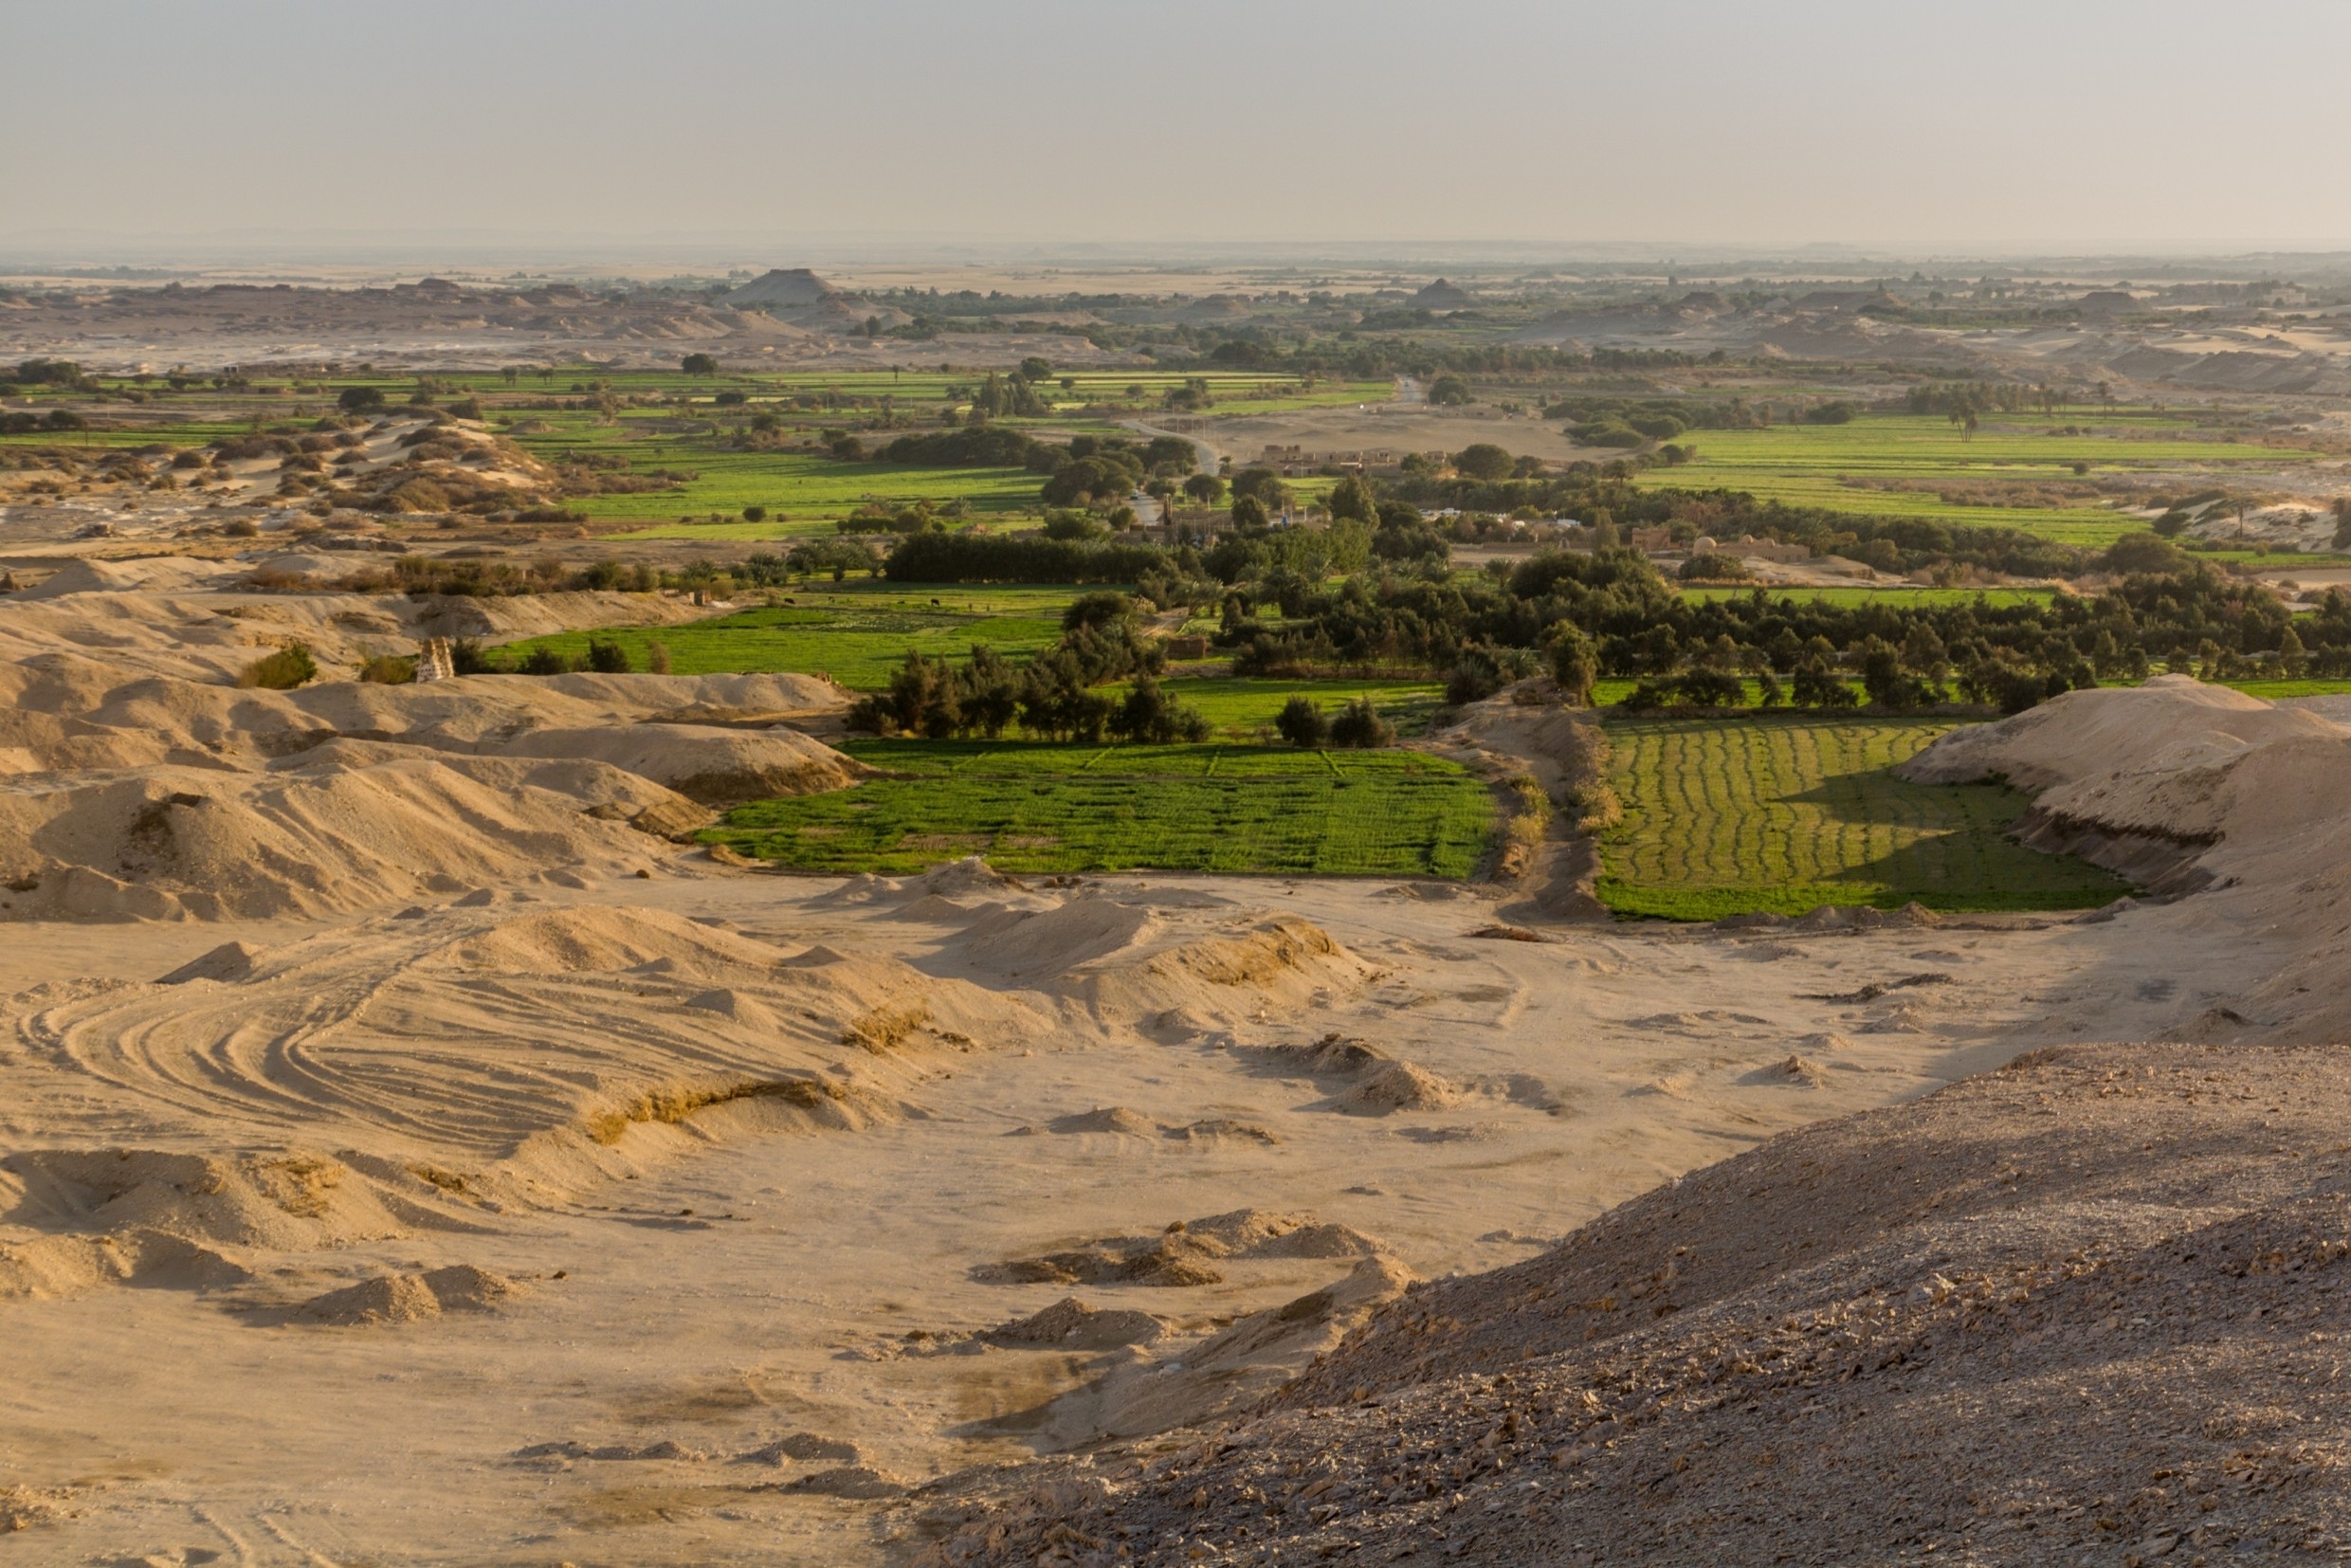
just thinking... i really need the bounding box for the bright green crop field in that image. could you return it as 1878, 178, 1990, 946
1596, 713, 2131, 920
706, 739, 1495, 877
498, 584, 1074, 689
1644, 413, 2321, 549
1144, 677, 1445, 739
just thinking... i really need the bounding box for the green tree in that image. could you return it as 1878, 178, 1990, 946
1452, 443, 1512, 481
1543, 622, 1597, 706
1274, 695, 1329, 747
1327, 474, 1376, 523
681, 353, 719, 374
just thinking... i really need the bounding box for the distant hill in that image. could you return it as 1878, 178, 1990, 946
725, 268, 844, 308
1410, 278, 1473, 311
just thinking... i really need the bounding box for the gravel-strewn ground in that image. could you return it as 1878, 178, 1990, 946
903, 1039, 2351, 1565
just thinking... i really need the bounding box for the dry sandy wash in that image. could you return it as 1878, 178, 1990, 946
0, 553, 2344, 1566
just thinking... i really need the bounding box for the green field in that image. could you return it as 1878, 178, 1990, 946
1645, 412, 2320, 549
1596, 713, 2131, 920
1114, 677, 1445, 739
706, 739, 1496, 877
499, 585, 1072, 689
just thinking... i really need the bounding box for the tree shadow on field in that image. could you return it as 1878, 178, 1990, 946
1775, 772, 2128, 910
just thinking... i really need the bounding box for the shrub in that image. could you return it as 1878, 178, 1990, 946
647, 641, 673, 675
450, 637, 498, 674
1274, 695, 1329, 747
584, 639, 631, 674
1062, 592, 1136, 632
1041, 509, 1110, 542
239, 643, 318, 690
337, 386, 386, 413
741, 504, 767, 522
1679, 553, 1750, 581
519, 646, 574, 676
1109, 675, 1212, 743
2100, 532, 2187, 575
682, 353, 719, 374
357, 654, 414, 684
1328, 697, 1395, 748
1445, 649, 1504, 706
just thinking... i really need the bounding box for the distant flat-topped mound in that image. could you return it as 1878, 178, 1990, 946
725, 268, 845, 308
1411, 278, 1473, 311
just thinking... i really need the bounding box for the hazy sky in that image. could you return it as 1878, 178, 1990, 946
8, 0, 2351, 259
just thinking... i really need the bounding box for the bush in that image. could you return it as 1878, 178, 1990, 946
357, 654, 414, 684
682, 353, 718, 374
1062, 592, 1136, 632
519, 646, 574, 676
2100, 532, 2188, 575
1109, 675, 1212, 743
741, 504, 767, 522
1041, 509, 1110, 541
1679, 553, 1750, 581
337, 386, 386, 413
239, 643, 318, 690
1328, 697, 1395, 748
584, 639, 631, 674
450, 637, 499, 674
647, 641, 673, 675
1274, 695, 1329, 747
1428, 374, 1471, 406
1445, 648, 1504, 705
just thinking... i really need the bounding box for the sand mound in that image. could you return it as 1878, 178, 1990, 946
2, 904, 1048, 1250
450, 904, 791, 978
0, 757, 681, 921
1052, 914, 1373, 1025
498, 723, 862, 805
926, 1038, 2351, 1563
156, 939, 261, 983
780, 1465, 908, 1499
0, 1226, 249, 1301
1047, 1106, 1161, 1138
956, 898, 1160, 977
983, 1297, 1166, 1351
990, 1256, 1418, 1451
291, 1264, 523, 1325
736, 1431, 864, 1466
1334, 1059, 1463, 1114
5, 1148, 409, 1253
981, 1210, 1384, 1287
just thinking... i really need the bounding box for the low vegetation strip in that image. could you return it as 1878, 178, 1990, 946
499, 593, 1069, 689
1596, 714, 2130, 920
704, 740, 1495, 878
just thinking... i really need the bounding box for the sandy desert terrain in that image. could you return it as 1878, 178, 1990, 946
0, 485, 2343, 1567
